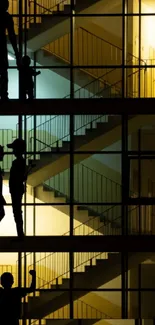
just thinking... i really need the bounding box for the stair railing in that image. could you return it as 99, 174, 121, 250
74, 299, 112, 319
26, 207, 145, 289
91, 65, 146, 99
27, 251, 107, 289
48, 299, 112, 319
29, 299, 111, 324
28, 114, 107, 153
16, 202, 151, 291
29, 0, 70, 15
0, 129, 14, 171
45, 162, 122, 206
43, 26, 145, 90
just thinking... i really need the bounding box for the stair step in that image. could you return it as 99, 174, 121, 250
64, 4, 71, 13
62, 278, 70, 288
50, 284, 59, 290
62, 141, 70, 150
77, 206, 88, 211
96, 259, 108, 266
108, 252, 121, 262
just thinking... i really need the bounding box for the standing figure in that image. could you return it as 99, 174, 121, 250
0, 0, 20, 100
0, 269, 36, 325
0, 146, 6, 221
7, 139, 27, 238
20, 55, 41, 100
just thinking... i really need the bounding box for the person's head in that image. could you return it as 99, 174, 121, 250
7, 138, 26, 157
22, 55, 31, 67
0, 0, 9, 11
0, 145, 4, 162
1, 272, 14, 289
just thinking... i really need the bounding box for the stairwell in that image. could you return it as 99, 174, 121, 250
22, 251, 154, 319
8, 0, 146, 99
8, 0, 102, 51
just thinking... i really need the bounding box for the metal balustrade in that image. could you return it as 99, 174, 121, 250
28, 114, 107, 152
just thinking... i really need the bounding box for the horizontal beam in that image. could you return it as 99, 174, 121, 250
1, 98, 155, 115
0, 235, 154, 252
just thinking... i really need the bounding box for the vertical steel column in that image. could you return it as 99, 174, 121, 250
18, 252, 22, 324
23, 116, 27, 325
138, 0, 141, 98
18, 2, 23, 323
18, 0, 23, 138
138, 130, 141, 234
33, 187, 36, 297
121, 252, 128, 319
121, 26, 129, 311
138, 264, 141, 319
70, 0, 75, 99
33, 52, 37, 100
18, 0, 23, 102
122, 0, 127, 98
121, 112, 128, 236
69, 0, 75, 319
24, 0, 27, 55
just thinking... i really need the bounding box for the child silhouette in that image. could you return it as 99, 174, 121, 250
20, 55, 41, 100
0, 270, 36, 325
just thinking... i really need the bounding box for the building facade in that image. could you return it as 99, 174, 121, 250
0, 0, 155, 324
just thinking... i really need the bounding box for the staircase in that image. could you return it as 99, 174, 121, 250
21, 250, 153, 319
35, 162, 152, 235
9, 0, 102, 51
26, 114, 124, 187
40, 27, 146, 98
27, 299, 111, 324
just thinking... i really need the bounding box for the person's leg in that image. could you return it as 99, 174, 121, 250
0, 69, 8, 100
11, 192, 24, 237
20, 86, 27, 100
27, 87, 34, 100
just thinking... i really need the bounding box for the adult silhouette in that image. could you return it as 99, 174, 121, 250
0, 145, 6, 221
0, 270, 36, 325
7, 139, 27, 238
0, 0, 20, 100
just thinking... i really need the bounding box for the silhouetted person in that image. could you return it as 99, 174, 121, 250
0, 269, 36, 325
0, 145, 6, 221
7, 139, 27, 238
0, 0, 20, 100
20, 55, 41, 100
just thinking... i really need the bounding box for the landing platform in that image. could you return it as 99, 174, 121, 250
0, 98, 155, 115
0, 235, 154, 252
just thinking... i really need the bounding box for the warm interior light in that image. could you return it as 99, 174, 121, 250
141, 3, 155, 57
3, 184, 10, 195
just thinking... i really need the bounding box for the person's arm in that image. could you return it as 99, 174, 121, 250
7, 15, 20, 67
28, 270, 36, 293
32, 69, 41, 77
18, 270, 36, 298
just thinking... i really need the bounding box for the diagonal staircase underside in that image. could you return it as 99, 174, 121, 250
25, 252, 153, 319
3, 114, 154, 187
9, 0, 103, 51
25, 114, 154, 187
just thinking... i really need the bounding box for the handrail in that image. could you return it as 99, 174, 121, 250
80, 27, 146, 66
29, 298, 111, 324
91, 65, 146, 98
29, 0, 67, 14
76, 299, 112, 319
28, 114, 106, 152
